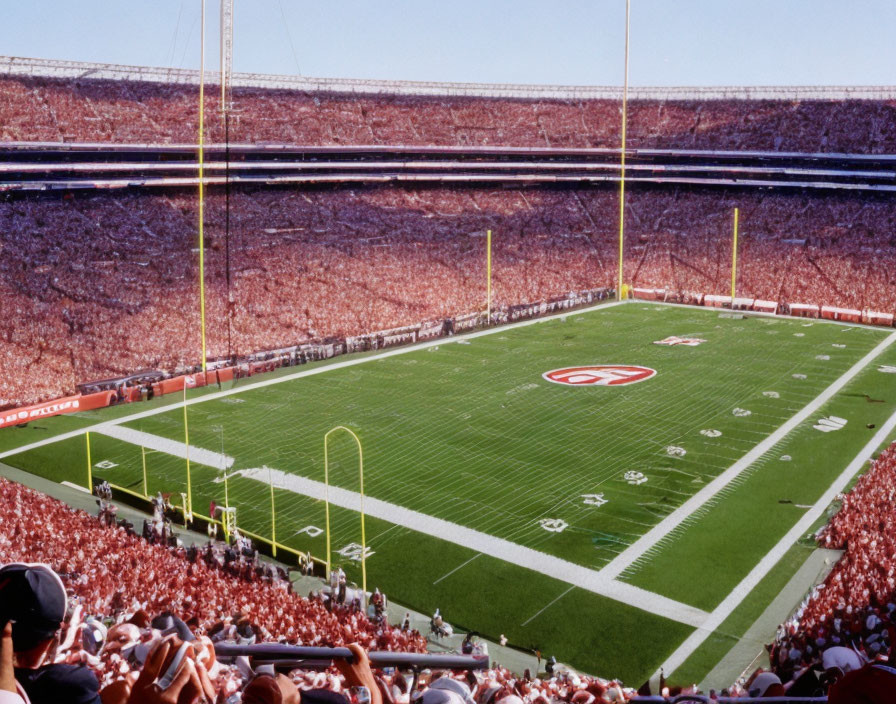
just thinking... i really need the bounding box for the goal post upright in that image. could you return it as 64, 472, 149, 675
323, 426, 367, 601
269, 466, 277, 557
197, 0, 208, 373
85, 431, 92, 491
731, 207, 740, 300
486, 229, 492, 323
617, 0, 631, 301
183, 384, 192, 518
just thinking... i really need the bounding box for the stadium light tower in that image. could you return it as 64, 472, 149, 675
220, 0, 233, 114
617, 0, 630, 301
221, 0, 235, 359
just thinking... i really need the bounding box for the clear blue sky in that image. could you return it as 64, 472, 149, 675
2, 1, 895, 86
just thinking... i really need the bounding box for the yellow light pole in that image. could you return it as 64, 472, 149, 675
323, 426, 366, 600
730, 207, 740, 300
617, 0, 631, 300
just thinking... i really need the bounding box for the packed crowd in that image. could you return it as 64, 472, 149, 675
4, 74, 896, 153
2, 465, 894, 703
0, 476, 658, 703
3, 184, 896, 409
0, 477, 426, 655
763, 442, 896, 698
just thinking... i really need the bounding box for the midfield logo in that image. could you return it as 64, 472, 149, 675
543, 365, 657, 387
653, 336, 707, 346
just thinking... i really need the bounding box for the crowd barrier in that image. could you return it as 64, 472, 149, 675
628, 290, 895, 332
788, 303, 821, 318
0, 389, 115, 429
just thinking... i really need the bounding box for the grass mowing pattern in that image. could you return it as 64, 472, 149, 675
4, 303, 896, 685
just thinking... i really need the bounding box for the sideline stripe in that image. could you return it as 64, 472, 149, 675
81, 424, 708, 625
657, 404, 896, 677
97, 425, 234, 469
0, 300, 625, 463
600, 330, 896, 581
239, 467, 709, 626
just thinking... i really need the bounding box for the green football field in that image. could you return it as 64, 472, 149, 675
4, 301, 896, 686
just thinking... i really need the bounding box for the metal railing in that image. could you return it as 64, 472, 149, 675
105, 481, 327, 570
632, 697, 827, 703
3, 56, 896, 100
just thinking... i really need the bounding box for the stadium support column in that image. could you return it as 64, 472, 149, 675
617, 0, 631, 301
197, 0, 209, 372
730, 207, 740, 300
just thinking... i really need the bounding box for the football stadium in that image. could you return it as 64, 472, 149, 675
2, 2, 896, 702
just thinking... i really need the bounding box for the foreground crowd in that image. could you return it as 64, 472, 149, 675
2, 450, 896, 701
4, 464, 896, 704
0, 477, 645, 703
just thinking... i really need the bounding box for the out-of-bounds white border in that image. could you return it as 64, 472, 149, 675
600, 328, 896, 583
657, 405, 896, 677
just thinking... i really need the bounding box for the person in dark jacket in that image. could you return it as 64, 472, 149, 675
0, 563, 100, 704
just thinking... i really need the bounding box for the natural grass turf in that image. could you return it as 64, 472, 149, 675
3, 303, 895, 683
672, 542, 816, 686
623, 340, 896, 609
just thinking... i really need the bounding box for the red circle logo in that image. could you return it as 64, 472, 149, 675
542, 365, 657, 387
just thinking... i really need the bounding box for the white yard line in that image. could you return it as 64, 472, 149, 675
521, 585, 576, 626
657, 404, 896, 678
97, 425, 234, 469
0, 300, 625, 464
599, 330, 896, 582
433, 554, 482, 585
